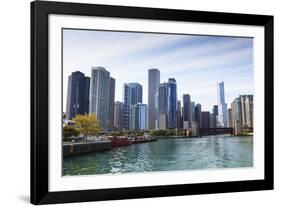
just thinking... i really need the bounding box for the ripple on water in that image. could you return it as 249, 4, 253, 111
63, 136, 253, 176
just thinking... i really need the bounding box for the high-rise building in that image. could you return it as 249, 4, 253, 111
195, 103, 202, 128
148, 69, 160, 130
190, 101, 195, 121
177, 100, 183, 129
212, 105, 218, 127
201, 111, 210, 128
217, 81, 228, 127
108, 77, 115, 131
227, 108, 232, 127
183, 94, 191, 128
158, 83, 168, 129
130, 103, 147, 130
122, 83, 131, 129
157, 78, 177, 129
129, 83, 143, 105
167, 78, 177, 129
66, 71, 90, 120
89, 67, 110, 131
231, 95, 253, 134
114, 101, 123, 129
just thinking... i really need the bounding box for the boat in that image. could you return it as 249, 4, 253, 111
108, 136, 132, 147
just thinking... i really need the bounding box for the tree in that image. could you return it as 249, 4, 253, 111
72, 113, 100, 141
63, 125, 79, 141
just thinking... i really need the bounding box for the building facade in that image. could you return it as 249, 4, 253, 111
201, 111, 210, 128
182, 94, 191, 128
122, 83, 132, 129
66, 71, 90, 120
195, 103, 202, 129
129, 83, 143, 105
217, 81, 228, 127
130, 103, 147, 130
89, 67, 111, 131
114, 101, 123, 129
108, 77, 115, 131
148, 68, 160, 130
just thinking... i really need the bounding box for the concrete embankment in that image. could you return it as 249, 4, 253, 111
63, 141, 111, 157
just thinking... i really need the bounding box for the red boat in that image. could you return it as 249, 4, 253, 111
108, 136, 132, 147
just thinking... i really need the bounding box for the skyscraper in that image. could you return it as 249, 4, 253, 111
190, 101, 195, 121
217, 81, 228, 127
148, 68, 160, 130
177, 100, 183, 129
195, 103, 202, 128
108, 77, 115, 131
130, 103, 147, 130
231, 95, 253, 135
227, 108, 232, 127
114, 101, 123, 129
167, 78, 177, 129
201, 111, 210, 128
212, 105, 218, 127
129, 83, 143, 105
66, 71, 90, 120
182, 94, 191, 128
89, 67, 110, 131
122, 83, 131, 129
157, 78, 177, 129
158, 83, 168, 129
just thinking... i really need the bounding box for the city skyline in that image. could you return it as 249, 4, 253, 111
63, 29, 254, 112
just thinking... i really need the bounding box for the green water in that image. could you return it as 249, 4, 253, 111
63, 136, 253, 176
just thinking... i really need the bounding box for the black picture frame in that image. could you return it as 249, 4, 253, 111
31, 0, 274, 204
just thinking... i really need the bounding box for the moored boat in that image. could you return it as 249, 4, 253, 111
108, 136, 132, 147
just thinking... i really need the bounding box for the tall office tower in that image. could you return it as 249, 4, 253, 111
108, 77, 115, 131
217, 81, 228, 127
66, 71, 90, 120
89, 67, 110, 131
201, 111, 210, 128
212, 105, 218, 127
158, 83, 168, 129
182, 94, 191, 128
231, 97, 242, 135
148, 68, 160, 130
210, 113, 215, 128
166, 78, 178, 129
130, 103, 147, 130
177, 100, 183, 129
129, 83, 143, 104
227, 108, 232, 127
123, 83, 131, 129
241, 95, 254, 128
195, 103, 202, 128
190, 101, 195, 121
114, 101, 124, 129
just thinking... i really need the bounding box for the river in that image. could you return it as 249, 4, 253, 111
63, 135, 253, 176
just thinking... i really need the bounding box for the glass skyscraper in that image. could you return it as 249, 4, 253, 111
108, 77, 116, 131
129, 83, 143, 105
130, 103, 147, 130
148, 68, 160, 130
217, 81, 228, 127
122, 83, 131, 129
183, 94, 191, 128
157, 78, 177, 129
66, 71, 90, 120
89, 67, 111, 131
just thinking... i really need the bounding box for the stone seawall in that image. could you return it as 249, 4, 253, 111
63, 141, 111, 157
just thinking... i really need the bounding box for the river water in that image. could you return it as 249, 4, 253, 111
63, 136, 253, 176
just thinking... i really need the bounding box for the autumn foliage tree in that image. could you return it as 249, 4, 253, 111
72, 113, 100, 141
63, 125, 79, 141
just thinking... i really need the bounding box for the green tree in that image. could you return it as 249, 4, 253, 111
72, 113, 100, 141
63, 125, 79, 141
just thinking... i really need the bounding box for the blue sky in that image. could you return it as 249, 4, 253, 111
63, 29, 254, 112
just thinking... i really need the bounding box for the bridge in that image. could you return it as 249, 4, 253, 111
199, 127, 233, 137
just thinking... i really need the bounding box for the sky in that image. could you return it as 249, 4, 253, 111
63, 29, 254, 112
